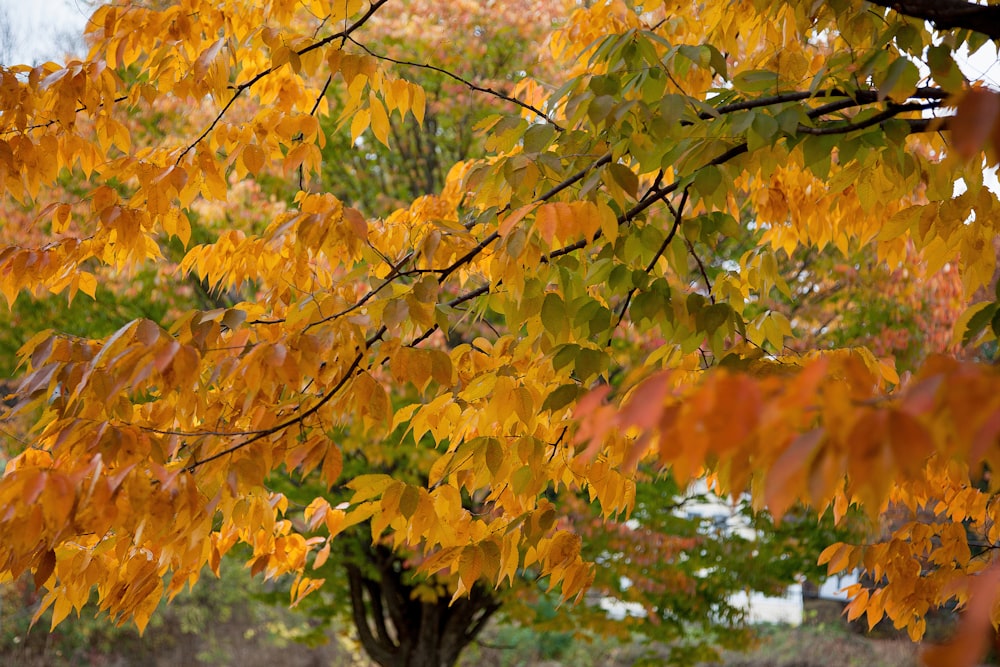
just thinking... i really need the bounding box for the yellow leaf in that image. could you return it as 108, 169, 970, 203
546, 531, 581, 568
350, 107, 370, 143
77, 272, 97, 299
51, 595, 73, 630
242, 144, 265, 175
370, 93, 390, 147
312, 541, 331, 570
321, 444, 343, 488
410, 83, 426, 125
817, 542, 855, 575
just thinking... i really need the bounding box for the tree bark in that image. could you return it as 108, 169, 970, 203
864, 0, 1000, 40
345, 546, 502, 667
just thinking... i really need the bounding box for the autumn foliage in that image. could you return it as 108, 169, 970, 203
4, 0, 1000, 664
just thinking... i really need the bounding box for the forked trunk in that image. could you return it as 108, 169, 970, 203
346, 547, 501, 667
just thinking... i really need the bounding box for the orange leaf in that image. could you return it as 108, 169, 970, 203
887, 409, 934, 475
921, 564, 1000, 667
765, 429, 823, 520
952, 89, 1000, 160
34, 549, 56, 591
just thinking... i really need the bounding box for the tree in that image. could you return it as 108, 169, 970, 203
3, 1, 1000, 666
1, 5, 815, 664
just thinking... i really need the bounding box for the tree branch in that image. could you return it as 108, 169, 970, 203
865, 0, 1000, 40
372, 547, 413, 647
183, 334, 373, 471
607, 186, 691, 346
344, 35, 564, 131
178, 0, 391, 163
346, 563, 397, 666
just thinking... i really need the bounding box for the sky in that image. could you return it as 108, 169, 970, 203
0, 0, 90, 66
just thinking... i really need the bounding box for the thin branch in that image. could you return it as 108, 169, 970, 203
607, 186, 691, 346
798, 102, 942, 136
344, 35, 564, 131
177, 0, 390, 163
547, 426, 568, 463
184, 342, 368, 471
8, 95, 128, 135
866, 0, 1000, 39
692, 86, 947, 124
685, 237, 714, 303
300, 74, 334, 190
436, 153, 614, 282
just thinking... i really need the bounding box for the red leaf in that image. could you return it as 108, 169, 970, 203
34, 549, 55, 591
952, 89, 1000, 160
921, 563, 1000, 667
765, 428, 824, 520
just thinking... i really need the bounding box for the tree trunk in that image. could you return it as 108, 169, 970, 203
345, 546, 501, 667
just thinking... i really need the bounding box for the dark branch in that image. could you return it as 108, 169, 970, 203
693, 86, 947, 123
436, 153, 614, 281
344, 35, 565, 131
607, 186, 691, 346
346, 563, 397, 666
177, 0, 391, 163
865, 0, 1000, 40
184, 342, 368, 470
798, 102, 942, 136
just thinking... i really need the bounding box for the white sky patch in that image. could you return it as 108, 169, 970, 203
960, 41, 1000, 90
0, 0, 90, 66
947, 42, 1000, 193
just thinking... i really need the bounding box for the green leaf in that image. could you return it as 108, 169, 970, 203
682, 217, 701, 242
660, 94, 687, 125
631, 269, 650, 291
990, 308, 1000, 340
686, 292, 707, 314
706, 44, 728, 78
698, 302, 732, 335
588, 74, 621, 96
588, 95, 616, 125
927, 45, 965, 92
678, 44, 710, 70
552, 343, 580, 371
541, 293, 568, 339
802, 135, 838, 179
748, 113, 779, 151
964, 302, 998, 345
574, 347, 606, 381
541, 384, 583, 413
876, 57, 919, 102
587, 305, 612, 337
607, 163, 639, 199
399, 485, 420, 519
641, 70, 667, 105
728, 110, 756, 136
511, 466, 533, 495
609, 264, 634, 292
485, 438, 503, 475
895, 24, 921, 52
523, 123, 556, 153
694, 165, 722, 201
732, 70, 779, 93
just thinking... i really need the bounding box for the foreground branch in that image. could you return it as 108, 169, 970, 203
865, 0, 1000, 40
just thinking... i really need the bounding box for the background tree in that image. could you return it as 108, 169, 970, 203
3, 2, 1000, 667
